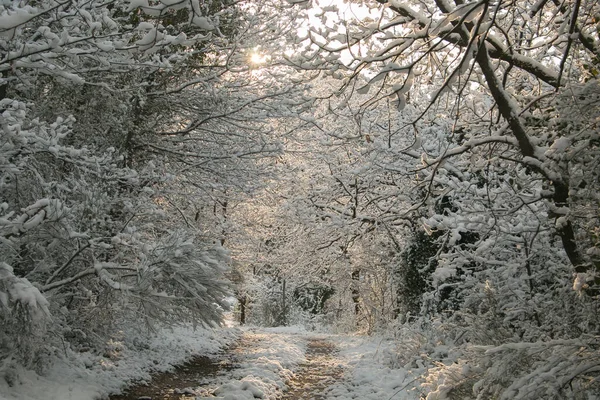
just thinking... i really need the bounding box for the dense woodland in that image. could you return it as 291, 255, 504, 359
1, 0, 600, 398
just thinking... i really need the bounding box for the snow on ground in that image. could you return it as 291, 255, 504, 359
324, 335, 423, 400
207, 326, 422, 400
1, 323, 424, 400
0, 325, 239, 400
209, 325, 308, 399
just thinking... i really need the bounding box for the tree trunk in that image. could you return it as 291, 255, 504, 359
281, 278, 287, 326
239, 295, 247, 325
351, 269, 361, 315
0, 71, 6, 103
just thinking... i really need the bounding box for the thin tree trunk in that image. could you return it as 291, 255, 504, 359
0, 71, 6, 102
351, 269, 361, 315
281, 278, 287, 326
239, 295, 246, 325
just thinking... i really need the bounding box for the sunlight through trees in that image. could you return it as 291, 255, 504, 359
2, 0, 600, 398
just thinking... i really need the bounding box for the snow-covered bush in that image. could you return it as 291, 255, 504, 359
422, 338, 600, 400
0, 99, 75, 372
244, 275, 288, 327
0, 262, 51, 374
0, 96, 232, 376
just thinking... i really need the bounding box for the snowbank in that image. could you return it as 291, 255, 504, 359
324, 335, 422, 400
0, 325, 239, 400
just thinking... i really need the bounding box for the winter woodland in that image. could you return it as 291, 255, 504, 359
1, 0, 600, 398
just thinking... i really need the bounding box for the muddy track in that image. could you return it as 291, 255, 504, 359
281, 338, 344, 400
108, 349, 234, 399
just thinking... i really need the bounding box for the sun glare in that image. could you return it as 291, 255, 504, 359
250, 52, 269, 65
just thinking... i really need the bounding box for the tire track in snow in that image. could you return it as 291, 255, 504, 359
281, 338, 344, 400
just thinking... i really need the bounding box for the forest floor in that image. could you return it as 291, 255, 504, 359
0, 324, 422, 400
107, 327, 421, 400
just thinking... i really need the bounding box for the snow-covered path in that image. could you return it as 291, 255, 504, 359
0, 325, 421, 400
281, 338, 344, 400
108, 327, 421, 400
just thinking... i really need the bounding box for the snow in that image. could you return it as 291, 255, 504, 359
96, 41, 115, 52
210, 327, 308, 399
549, 137, 571, 152
137, 28, 160, 47
0, 325, 238, 400
0, 7, 38, 35
192, 16, 214, 30
432, 266, 456, 287
202, 328, 420, 400
136, 21, 154, 30
125, 0, 149, 11
0, 323, 423, 400
324, 335, 420, 400
0, 262, 49, 314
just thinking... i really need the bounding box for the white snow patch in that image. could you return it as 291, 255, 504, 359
0, 325, 239, 400
210, 327, 307, 400
324, 335, 421, 400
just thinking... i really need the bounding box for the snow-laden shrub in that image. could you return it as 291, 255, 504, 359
414, 249, 600, 397
422, 338, 600, 400
242, 274, 333, 329
0, 99, 232, 373
284, 304, 330, 331
0, 263, 51, 378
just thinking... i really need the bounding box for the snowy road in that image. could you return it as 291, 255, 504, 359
108, 327, 420, 400
0, 325, 421, 400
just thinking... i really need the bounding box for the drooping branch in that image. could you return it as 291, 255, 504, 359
45, 242, 92, 285
377, 0, 564, 87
